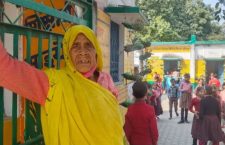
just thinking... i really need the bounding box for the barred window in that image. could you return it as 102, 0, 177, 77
110, 21, 119, 82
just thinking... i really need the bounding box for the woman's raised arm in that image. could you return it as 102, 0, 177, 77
0, 41, 49, 105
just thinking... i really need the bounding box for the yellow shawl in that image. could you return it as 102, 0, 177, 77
41, 25, 124, 145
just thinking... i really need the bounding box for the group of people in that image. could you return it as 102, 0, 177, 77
189, 75, 225, 145
124, 71, 225, 145
165, 71, 225, 145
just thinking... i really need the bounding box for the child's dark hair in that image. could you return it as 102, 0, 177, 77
205, 85, 213, 95
132, 81, 147, 99
144, 81, 152, 89
170, 78, 175, 83
196, 86, 204, 93
184, 73, 190, 78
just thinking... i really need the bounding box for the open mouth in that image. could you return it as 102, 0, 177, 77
76, 57, 91, 66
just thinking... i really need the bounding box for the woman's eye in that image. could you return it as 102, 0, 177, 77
72, 43, 80, 49
86, 43, 92, 48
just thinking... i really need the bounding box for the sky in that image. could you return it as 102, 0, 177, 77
204, 0, 216, 6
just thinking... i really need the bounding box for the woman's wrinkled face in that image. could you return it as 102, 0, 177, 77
70, 34, 97, 73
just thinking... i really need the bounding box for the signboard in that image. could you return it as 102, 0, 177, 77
149, 45, 190, 53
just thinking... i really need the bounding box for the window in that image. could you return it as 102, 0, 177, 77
110, 21, 119, 82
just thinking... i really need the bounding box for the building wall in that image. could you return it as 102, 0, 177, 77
95, 0, 109, 10
195, 44, 225, 59
146, 45, 191, 81
195, 60, 206, 79
145, 44, 225, 83
146, 57, 164, 81
124, 28, 134, 74
196, 44, 225, 83
96, 9, 111, 73
180, 60, 190, 77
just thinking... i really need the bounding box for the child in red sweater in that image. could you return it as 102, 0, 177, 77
124, 81, 159, 145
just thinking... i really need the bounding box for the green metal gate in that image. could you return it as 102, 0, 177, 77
0, 0, 93, 145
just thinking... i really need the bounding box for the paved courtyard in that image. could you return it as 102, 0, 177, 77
158, 95, 224, 145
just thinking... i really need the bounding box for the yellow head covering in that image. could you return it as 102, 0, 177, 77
41, 25, 124, 145
62, 25, 103, 72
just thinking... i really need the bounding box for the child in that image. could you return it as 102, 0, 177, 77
220, 83, 225, 127
145, 82, 152, 105
178, 73, 192, 123
154, 75, 163, 117
198, 86, 225, 145
189, 87, 205, 145
168, 78, 179, 119
124, 81, 158, 145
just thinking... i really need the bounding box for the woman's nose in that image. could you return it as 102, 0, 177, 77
79, 49, 87, 56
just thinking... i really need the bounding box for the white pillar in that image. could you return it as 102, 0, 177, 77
190, 44, 195, 81
190, 35, 196, 83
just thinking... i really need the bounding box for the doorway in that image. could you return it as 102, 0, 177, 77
206, 60, 224, 84
164, 60, 178, 75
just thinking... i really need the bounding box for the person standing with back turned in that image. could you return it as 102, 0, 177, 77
124, 81, 158, 145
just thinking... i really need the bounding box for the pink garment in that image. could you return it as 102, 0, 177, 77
0, 42, 118, 104
154, 81, 163, 97
97, 72, 118, 97
209, 78, 221, 88
0, 41, 49, 105
179, 81, 192, 94
82, 65, 96, 78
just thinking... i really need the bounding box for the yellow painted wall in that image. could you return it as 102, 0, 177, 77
124, 28, 134, 74
124, 52, 134, 72
180, 60, 190, 77
196, 60, 206, 79
146, 57, 164, 81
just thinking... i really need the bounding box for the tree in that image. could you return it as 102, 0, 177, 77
215, 0, 225, 21
207, 22, 225, 40
136, 0, 222, 41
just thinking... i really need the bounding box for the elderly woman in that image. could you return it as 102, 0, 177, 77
0, 25, 124, 145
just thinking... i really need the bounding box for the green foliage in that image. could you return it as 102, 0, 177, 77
139, 68, 151, 76
207, 22, 225, 40
139, 52, 152, 61
124, 42, 144, 52
136, 0, 223, 41
122, 22, 144, 31
121, 73, 142, 81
